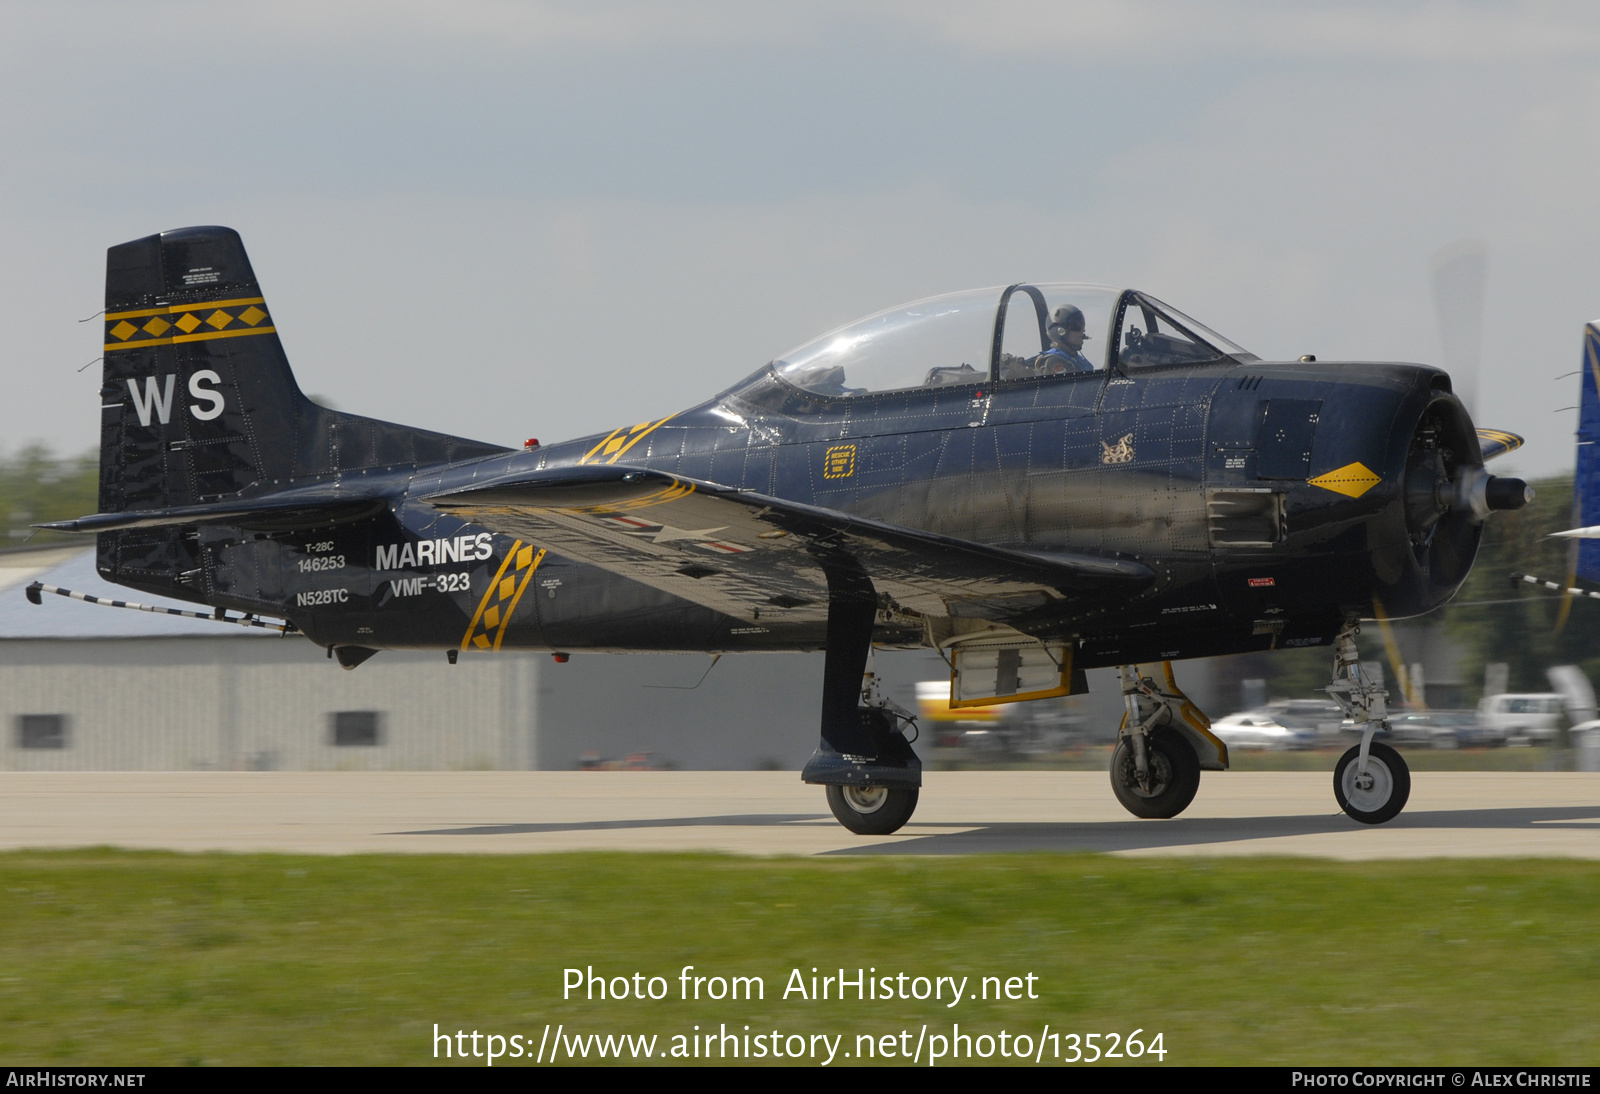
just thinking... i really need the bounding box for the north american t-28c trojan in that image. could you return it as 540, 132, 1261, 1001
30, 226, 1533, 834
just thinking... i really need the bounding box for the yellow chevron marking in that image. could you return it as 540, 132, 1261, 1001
581, 416, 680, 465
564, 479, 696, 515
493, 548, 544, 650
606, 414, 677, 463
459, 540, 546, 652
1308, 461, 1381, 498
1475, 428, 1524, 459
581, 426, 629, 464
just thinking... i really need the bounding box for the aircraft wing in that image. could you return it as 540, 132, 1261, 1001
425, 466, 1152, 627
1477, 428, 1524, 462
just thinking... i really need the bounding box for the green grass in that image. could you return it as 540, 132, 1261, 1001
1, 850, 1596, 1066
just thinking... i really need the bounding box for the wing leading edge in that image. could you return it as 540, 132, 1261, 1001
424, 466, 1153, 630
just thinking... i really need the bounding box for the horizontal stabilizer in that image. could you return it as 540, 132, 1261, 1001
38, 488, 386, 533
425, 465, 1152, 628
1476, 428, 1524, 462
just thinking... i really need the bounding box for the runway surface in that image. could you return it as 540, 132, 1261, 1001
0, 770, 1597, 858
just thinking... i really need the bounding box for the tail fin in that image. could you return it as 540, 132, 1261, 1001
1574, 321, 1600, 583
97, 225, 508, 600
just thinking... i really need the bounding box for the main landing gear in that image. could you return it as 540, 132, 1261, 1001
1324, 622, 1411, 824
803, 572, 921, 836
1110, 663, 1224, 819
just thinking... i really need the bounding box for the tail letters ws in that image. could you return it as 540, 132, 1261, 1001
126, 371, 225, 426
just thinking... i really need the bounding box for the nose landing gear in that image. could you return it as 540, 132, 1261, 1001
1333, 740, 1411, 824
1324, 622, 1411, 824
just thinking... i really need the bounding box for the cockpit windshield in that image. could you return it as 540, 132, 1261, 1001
769, 284, 1249, 398
1113, 292, 1256, 369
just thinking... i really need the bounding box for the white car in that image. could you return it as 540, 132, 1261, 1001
1209, 711, 1313, 750
1477, 693, 1564, 743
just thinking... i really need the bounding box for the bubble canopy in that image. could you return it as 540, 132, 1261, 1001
768, 283, 1254, 398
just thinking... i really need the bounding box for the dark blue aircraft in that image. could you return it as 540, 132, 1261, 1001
34, 227, 1534, 834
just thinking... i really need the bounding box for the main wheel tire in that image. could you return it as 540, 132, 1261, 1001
825, 784, 919, 835
1333, 741, 1411, 824
1110, 727, 1201, 819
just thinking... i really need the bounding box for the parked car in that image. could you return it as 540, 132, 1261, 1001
1259, 699, 1347, 737
1209, 710, 1316, 750
1476, 693, 1564, 744
1385, 710, 1487, 749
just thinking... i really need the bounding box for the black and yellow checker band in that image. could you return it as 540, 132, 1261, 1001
103, 297, 275, 352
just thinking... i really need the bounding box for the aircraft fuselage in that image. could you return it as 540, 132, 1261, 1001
164, 355, 1467, 668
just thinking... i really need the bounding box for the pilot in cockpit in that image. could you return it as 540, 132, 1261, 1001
999, 304, 1095, 379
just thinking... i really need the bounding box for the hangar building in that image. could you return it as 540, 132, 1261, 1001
4, 545, 1158, 772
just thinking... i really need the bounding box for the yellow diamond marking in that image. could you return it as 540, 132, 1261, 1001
482, 605, 501, 630
174, 313, 202, 334
141, 317, 171, 337
472, 633, 491, 649
498, 577, 516, 600
516, 545, 533, 569
1309, 462, 1381, 498
109, 320, 137, 341
238, 305, 266, 326
603, 436, 627, 455
205, 310, 233, 330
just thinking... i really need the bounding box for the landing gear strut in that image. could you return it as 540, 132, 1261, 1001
803, 569, 920, 835
1109, 663, 1221, 819
1323, 622, 1411, 824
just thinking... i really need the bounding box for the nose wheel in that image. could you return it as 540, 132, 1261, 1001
1333, 741, 1411, 824
1323, 621, 1412, 824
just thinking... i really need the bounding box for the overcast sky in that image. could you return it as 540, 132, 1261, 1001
3, 0, 1598, 481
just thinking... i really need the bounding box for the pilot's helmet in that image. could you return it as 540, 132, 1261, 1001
1049, 305, 1089, 342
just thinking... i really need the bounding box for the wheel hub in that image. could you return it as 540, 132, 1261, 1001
1341, 756, 1393, 812
1119, 746, 1173, 799
841, 786, 889, 814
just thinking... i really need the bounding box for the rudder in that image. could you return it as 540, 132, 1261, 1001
1575, 321, 1600, 583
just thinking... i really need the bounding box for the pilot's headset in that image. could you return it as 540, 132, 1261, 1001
1048, 305, 1089, 346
